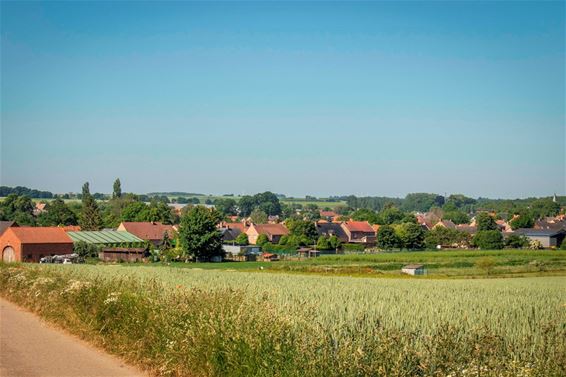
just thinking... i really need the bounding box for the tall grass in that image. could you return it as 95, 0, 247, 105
1, 264, 565, 376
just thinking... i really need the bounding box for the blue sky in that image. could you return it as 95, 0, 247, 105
1, 1, 564, 198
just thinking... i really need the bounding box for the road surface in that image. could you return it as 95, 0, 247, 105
0, 298, 144, 377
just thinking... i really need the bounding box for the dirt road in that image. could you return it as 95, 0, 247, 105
0, 298, 144, 377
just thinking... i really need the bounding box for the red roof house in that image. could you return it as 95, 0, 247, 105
117, 222, 176, 246
0, 227, 74, 263
246, 223, 289, 245
340, 221, 377, 244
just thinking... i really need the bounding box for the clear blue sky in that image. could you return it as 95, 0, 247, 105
1, 1, 564, 198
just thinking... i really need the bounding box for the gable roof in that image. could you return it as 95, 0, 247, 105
118, 222, 176, 241
252, 223, 289, 236
7, 227, 73, 244
320, 210, 337, 218
0, 221, 17, 236
435, 220, 457, 229
220, 222, 248, 232
315, 222, 349, 242
342, 221, 375, 233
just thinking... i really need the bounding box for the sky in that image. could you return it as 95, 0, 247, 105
1, 1, 564, 199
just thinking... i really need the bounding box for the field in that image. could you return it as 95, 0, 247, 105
1, 263, 565, 376
152, 249, 566, 278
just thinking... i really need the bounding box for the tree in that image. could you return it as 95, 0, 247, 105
472, 230, 504, 250
402, 193, 445, 212
509, 212, 534, 230
235, 232, 249, 246
286, 218, 318, 243
250, 208, 268, 224
350, 209, 380, 224
214, 198, 238, 216
395, 222, 425, 250
476, 212, 497, 231
79, 182, 102, 231
37, 198, 78, 226
112, 178, 122, 199
376, 225, 400, 250
505, 234, 529, 249
329, 235, 341, 249
178, 206, 223, 261
316, 236, 331, 250
121, 201, 148, 222
424, 227, 470, 249
443, 211, 470, 225
0, 194, 35, 225
376, 206, 405, 225
256, 234, 269, 246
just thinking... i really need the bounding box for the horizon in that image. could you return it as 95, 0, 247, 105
1, 1, 565, 198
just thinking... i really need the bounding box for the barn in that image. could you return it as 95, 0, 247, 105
0, 227, 74, 263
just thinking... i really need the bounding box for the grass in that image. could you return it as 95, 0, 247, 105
1, 263, 565, 376
144, 249, 566, 278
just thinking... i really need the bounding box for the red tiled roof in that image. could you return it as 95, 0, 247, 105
222, 222, 248, 232
7, 227, 73, 244
320, 211, 337, 217
253, 223, 289, 236
343, 221, 374, 233
119, 222, 176, 241
60, 225, 81, 232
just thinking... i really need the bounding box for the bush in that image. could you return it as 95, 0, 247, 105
256, 234, 269, 246
342, 243, 365, 252
505, 234, 529, 249
473, 230, 504, 250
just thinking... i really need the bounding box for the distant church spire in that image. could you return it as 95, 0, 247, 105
553, 193, 557, 203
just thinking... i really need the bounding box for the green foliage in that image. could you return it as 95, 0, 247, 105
475, 256, 496, 275
79, 182, 102, 231
235, 232, 249, 246
473, 230, 504, 250
395, 222, 426, 250
250, 208, 268, 224
0, 194, 36, 225
37, 198, 78, 226
350, 208, 380, 224
316, 236, 332, 250
376, 206, 405, 225
505, 234, 529, 249
112, 178, 122, 199
329, 235, 341, 249
509, 212, 535, 230
402, 193, 445, 212
476, 212, 498, 231
238, 192, 281, 217
256, 234, 269, 246
73, 241, 100, 258
424, 227, 470, 249
376, 225, 400, 250
442, 211, 470, 225
178, 206, 223, 261
214, 198, 238, 216
286, 218, 318, 243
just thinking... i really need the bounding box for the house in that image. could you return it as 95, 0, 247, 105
217, 221, 249, 242
401, 264, 426, 276
513, 229, 566, 248
534, 219, 566, 231
433, 220, 457, 230
320, 210, 337, 221
315, 222, 349, 243
340, 221, 376, 244
416, 214, 436, 230
0, 227, 74, 263
117, 222, 177, 246
246, 223, 289, 245
168, 203, 187, 217
0, 221, 18, 236
496, 220, 513, 233
33, 202, 47, 216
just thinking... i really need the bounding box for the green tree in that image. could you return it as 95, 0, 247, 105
316, 236, 331, 250
350, 209, 380, 224
395, 222, 425, 250
256, 234, 269, 246
250, 208, 268, 224
473, 230, 504, 250
424, 227, 470, 249
0, 194, 35, 225
509, 212, 534, 230
178, 206, 223, 261
121, 201, 148, 222
443, 211, 470, 225
214, 198, 238, 216
376, 225, 400, 250
476, 212, 497, 231
329, 235, 341, 249
286, 218, 318, 243
235, 232, 249, 246
505, 234, 529, 249
376, 206, 405, 225
37, 198, 78, 226
112, 178, 122, 199
79, 182, 102, 231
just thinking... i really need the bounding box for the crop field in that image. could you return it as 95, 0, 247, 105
151, 249, 566, 278
1, 263, 565, 376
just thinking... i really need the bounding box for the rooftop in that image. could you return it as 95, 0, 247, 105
67, 231, 144, 244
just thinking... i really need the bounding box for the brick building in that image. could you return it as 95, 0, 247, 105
0, 227, 74, 263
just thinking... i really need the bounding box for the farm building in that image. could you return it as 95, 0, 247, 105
513, 229, 566, 248
98, 248, 146, 262
66, 230, 145, 246
401, 264, 426, 275
0, 227, 74, 263
117, 221, 177, 246
340, 221, 376, 244
0, 221, 18, 236
246, 223, 289, 245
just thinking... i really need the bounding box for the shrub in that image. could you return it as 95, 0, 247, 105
256, 234, 269, 246
473, 230, 504, 250
505, 234, 529, 249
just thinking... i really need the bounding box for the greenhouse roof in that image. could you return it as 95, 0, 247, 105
67, 231, 144, 245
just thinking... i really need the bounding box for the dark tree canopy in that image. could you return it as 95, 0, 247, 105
79, 182, 103, 231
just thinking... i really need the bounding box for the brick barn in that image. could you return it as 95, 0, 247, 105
0, 227, 74, 263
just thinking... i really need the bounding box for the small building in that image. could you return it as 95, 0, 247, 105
340, 221, 376, 244
432, 220, 457, 230
401, 264, 426, 276
117, 221, 177, 246
98, 247, 146, 262
0, 227, 74, 263
261, 252, 279, 262
513, 229, 566, 248
315, 222, 349, 243
246, 223, 289, 245
0, 221, 18, 237
223, 245, 261, 261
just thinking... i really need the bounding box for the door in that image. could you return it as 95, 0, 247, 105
2, 246, 15, 263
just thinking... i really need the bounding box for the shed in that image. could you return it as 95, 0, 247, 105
513, 229, 566, 248
401, 264, 426, 276
99, 247, 146, 263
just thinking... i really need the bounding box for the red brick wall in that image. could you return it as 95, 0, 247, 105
0, 229, 22, 262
